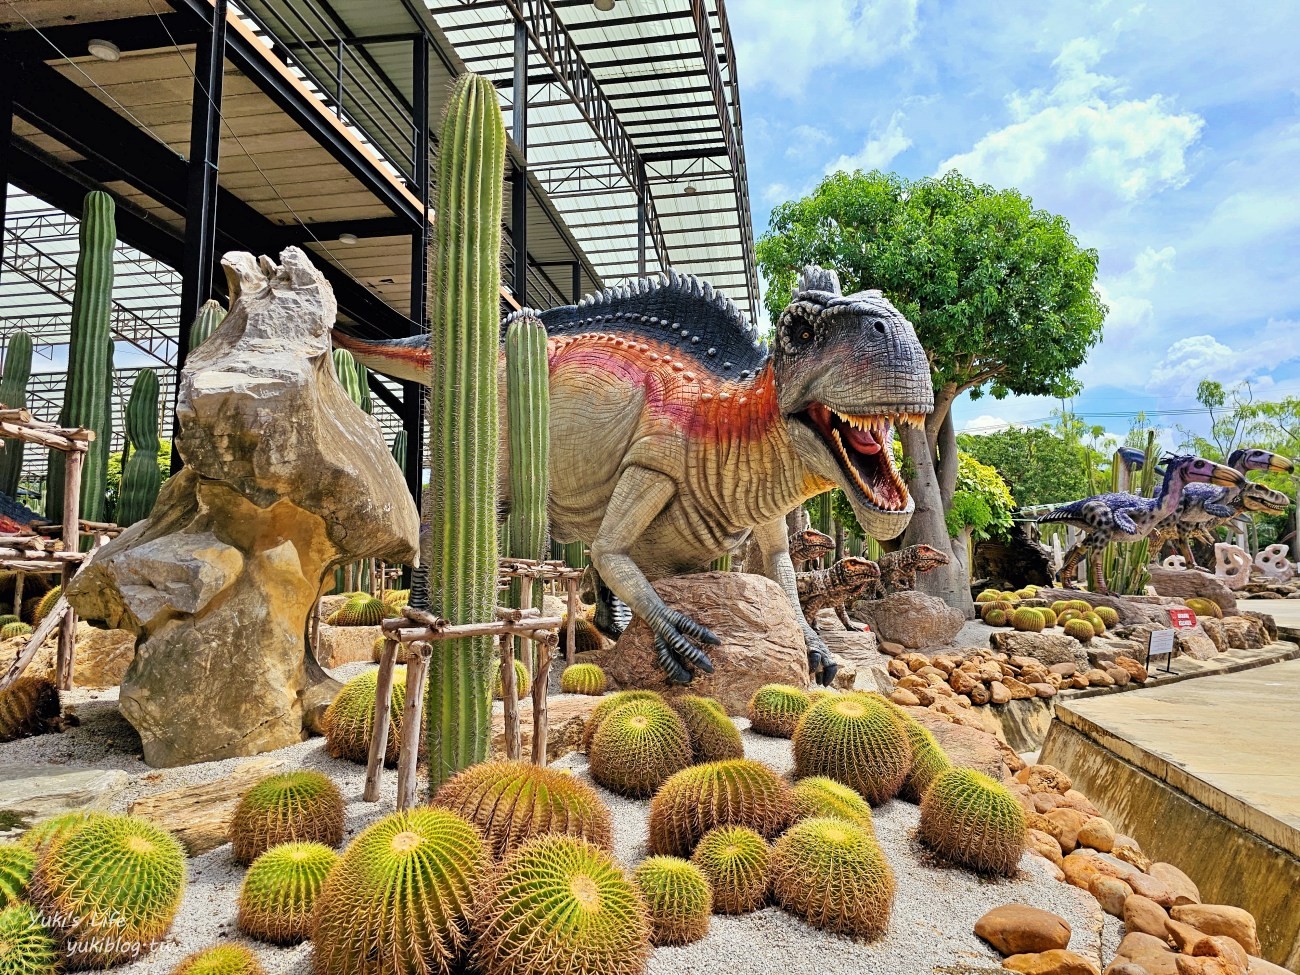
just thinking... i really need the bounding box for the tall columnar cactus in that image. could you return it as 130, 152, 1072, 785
504, 313, 550, 613
116, 369, 161, 526
188, 298, 226, 351
0, 332, 33, 496
390, 429, 408, 471
333, 348, 372, 413
418, 72, 507, 789
47, 191, 114, 524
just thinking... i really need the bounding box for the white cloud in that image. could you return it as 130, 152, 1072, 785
762, 182, 790, 204
1145, 319, 1300, 397
732, 0, 919, 99
785, 125, 833, 161
825, 112, 912, 174
961, 414, 1016, 434
937, 38, 1203, 211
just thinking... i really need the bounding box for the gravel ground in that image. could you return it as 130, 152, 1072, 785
1, 674, 1104, 975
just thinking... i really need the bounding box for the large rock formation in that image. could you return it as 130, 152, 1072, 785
598, 572, 809, 713
854, 589, 965, 649
68, 249, 419, 767
1144, 565, 1238, 615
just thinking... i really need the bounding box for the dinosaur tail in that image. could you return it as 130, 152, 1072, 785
1036, 501, 1089, 525
332, 329, 432, 386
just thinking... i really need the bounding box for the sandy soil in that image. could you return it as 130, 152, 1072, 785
0, 666, 1109, 975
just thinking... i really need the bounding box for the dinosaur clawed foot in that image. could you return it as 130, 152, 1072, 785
807, 634, 838, 687
651, 609, 719, 684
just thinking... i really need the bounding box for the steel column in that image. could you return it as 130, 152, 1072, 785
571, 261, 581, 303
174, 0, 228, 468
511, 21, 528, 306
405, 37, 431, 509
637, 194, 646, 277
0, 49, 12, 289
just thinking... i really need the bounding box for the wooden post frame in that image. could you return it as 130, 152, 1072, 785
363, 637, 400, 802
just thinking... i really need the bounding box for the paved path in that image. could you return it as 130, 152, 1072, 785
1239, 596, 1300, 634
1056, 657, 1300, 858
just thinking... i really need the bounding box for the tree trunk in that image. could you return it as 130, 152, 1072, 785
899, 424, 972, 616
935, 407, 959, 508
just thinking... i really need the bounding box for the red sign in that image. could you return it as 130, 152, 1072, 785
1168, 608, 1198, 629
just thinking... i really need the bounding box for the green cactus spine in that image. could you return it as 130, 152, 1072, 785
648, 759, 789, 857
792, 693, 913, 806
389, 429, 408, 470
48, 191, 115, 525
770, 816, 895, 940
188, 298, 226, 351
236, 842, 337, 946
746, 684, 811, 738
918, 767, 1026, 876
417, 73, 507, 790
669, 695, 745, 764
0, 676, 58, 743
633, 856, 711, 946
560, 662, 607, 696
588, 697, 692, 798
229, 770, 344, 865
116, 369, 162, 526
788, 777, 875, 833
0, 904, 59, 975
171, 944, 266, 975
504, 313, 551, 615
332, 348, 371, 413
0, 845, 35, 907
0, 332, 33, 497
689, 825, 770, 914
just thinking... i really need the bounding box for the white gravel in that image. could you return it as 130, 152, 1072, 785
0, 675, 1105, 975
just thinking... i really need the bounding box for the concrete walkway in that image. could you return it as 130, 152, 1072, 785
1239, 596, 1300, 636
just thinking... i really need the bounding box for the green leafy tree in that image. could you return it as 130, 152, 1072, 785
1176, 380, 1268, 461
957, 425, 1090, 507
758, 170, 1105, 610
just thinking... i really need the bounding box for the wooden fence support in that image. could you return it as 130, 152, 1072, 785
564, 577, 577, 665
363, 637, 400, 802
395, 643, 429, 811
500, 630, 520, 759
531, 634, 553, 765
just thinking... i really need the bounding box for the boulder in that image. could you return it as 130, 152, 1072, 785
1149, 863, 1200, 906
1089, 874, 1132, 917
25, 622, 134, 688
1016, 764, 1072, 795
1239, 610, 1277, 643
602, 571, 809, 713
66, 250, 420, 767
1077, 816, 1116, 853
1113, 932, 1179, 975
1028, 829, 1064, 866
908, 707, 1007, 781
1042, 808, 1091, 853
853, 590, 964, 649
989, 631, 1088, 667
1003, 950, 1100, 975
0, 768, 128, 826
1123, 894, 1172, 939
1168, 905, 1259, 956
1174, 627, 1221, 661
1219, 616, 1266, 650
1145, 566, 1237, 615
973, 904, 1072, 955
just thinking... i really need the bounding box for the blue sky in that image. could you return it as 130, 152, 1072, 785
731, 0, 1300, 444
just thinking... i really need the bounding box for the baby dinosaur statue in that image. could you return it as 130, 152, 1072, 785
788, 528, 834, 570
873, 543, 951, 597
337, 266, 933, 685
797, 556, 881, 631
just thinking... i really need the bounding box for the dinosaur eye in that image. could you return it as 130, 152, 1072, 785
789, 322, 815, 346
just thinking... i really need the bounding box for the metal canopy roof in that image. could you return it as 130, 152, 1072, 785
428, 0, 760, 323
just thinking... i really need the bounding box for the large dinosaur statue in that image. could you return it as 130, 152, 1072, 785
337, 266, 933, 685
1151, 449, 1292, 568
1038, 455, 1244, 593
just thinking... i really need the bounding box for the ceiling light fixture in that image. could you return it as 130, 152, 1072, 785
684, 183, 698, 196
338, 233, 358, 245
87, 38, 121, 62
593, 0, 616, 10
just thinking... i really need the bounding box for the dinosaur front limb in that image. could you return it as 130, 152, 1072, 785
752, 518, 838, 686
835, 606, 860, 631
588, 465, 719, 683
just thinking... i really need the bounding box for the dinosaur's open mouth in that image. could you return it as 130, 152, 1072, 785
798, 403, 922, 513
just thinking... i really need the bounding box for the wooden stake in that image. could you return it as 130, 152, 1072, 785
363, 638, 400, 802
396, 644, 429, 811
518, 578, 534, 682
531, 635, 552, 766
55, 448, 82, 691
12, 571, 23, 616
500, 630, 520, 760
565, 577, 577, 665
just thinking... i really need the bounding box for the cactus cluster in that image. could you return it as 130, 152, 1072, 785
632, 856, 711, 946
792, 694, 912, 805
746, 684, 811, 738
787, 777, 875, 833
431, 760, 613, 858
322, 668, 406, 766
589, 698, 691, 798
647, 759, 788, 857
0, 677, 59, 743
171, 944, 266, 975
117, 369, 163, 527
770, 816, 894, 940
492, 658, 530, 701
918, 767, 1026, 876
230, 770, 344, 865
0, 332, 33, 497
689, 825, 769, 914
313, 808, 488, 975
581, 690, 660, 752
472, 836, 650, 975
559, 663, 607, 696
0, 904, 58, 975
669, 695, 744, 764
237, 841, 337, 945
559, 614, 603, 657
0, 846, 35, 907
327, 595, 386, 627
0, 622, 31, 641
29, 813, 186, 969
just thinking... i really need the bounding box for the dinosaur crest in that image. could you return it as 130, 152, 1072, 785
509, 269, 769, 379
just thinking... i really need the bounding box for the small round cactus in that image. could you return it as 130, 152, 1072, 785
1063, 618, 1095, 642
746, 684, 811, 738
632, 856, 711, 946
29, 813, 186, 969
0, 676, 57, 744
1082, 611, 1106, 635
230, 770, 344, 865
770, 816, 895, 940
1038, 607, 1058, 628
1067, 599, 1092, 613
0, 904, 58, 975
431, 759, 612, 857
472, 836, 650, 975
236, 841, 337, 945
1058, 609, 1081, 625
0, 845, 35, 907
382, 588, 410, 609
313, 808, 489, 975
1050, 600, 1070, 614
975, 589, 999, 603
983, 608, 1008, 627
1010, 607, 1045, 633
787, 777, 874, 833
1093, 605, 1121, 627
1184, 597, 1221, 620
648, 759, 789, 857
589, 697, 691, 798
0, 622, 31, 641
669, 695, 744, 763
899, 718, 952, 804
31, 588, 62, 626
323, 667, 406, 766
560, 662, 608, 696
0, 616, 17, 628
689, 825, 769, 914
331, 595, 386, 627
581, 690, 662, 752
16, 812, 104, 855
792, 693, 912, 805
171, 944, 266, 975
918, 767, 1026, 876
492, 658, 530, 700
559, 614, 604, 657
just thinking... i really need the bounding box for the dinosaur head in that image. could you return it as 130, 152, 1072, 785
906, 544, 951, 570
774, 266, 933, 540
1226, 448, 1294, 475
1240, 482, 1290, 514
1161, 455, 1246, 491
837, 556, 881, 585
789, 528, 834, 560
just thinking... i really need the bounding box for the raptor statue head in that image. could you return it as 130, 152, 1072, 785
1225, 448, 1294, 475
774, 266, 933, 540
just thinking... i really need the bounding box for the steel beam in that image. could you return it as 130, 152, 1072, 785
0, 47, 12, 289
405, 36, 431, 507
511, 20, 529, 306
